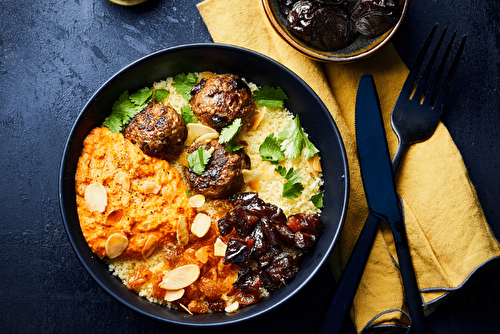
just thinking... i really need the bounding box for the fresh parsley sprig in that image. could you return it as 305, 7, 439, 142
254, 86, 288, 108
218, 118, 244, 153
276, 166, 304, 199
103, 89, 151, 133
173, 73, 198, 100
186, 146, 212, 175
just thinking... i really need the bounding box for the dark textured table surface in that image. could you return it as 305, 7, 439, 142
2, 0, 500, 333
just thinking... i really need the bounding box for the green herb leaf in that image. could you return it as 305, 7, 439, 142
278, 116, 304, 159
180, 104, 196, 124
259, 133, 285, 163
186, 146, 212, 175
303, 134, 320, 159
153, 89, 170, 102
254, 86, 288, 108
276, 166, 304, 199
103, 91, 144, 133
311, 191, 324, 208
130, 87, 153, 106
219, 118, 242, 144
174, 73, 198, 100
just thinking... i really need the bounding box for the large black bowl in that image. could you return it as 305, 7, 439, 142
59, 44, 349, 326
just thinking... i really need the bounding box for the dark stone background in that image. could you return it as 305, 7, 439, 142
1, 0, 499, 333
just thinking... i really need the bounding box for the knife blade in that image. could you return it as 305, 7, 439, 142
355, 73, 426, 333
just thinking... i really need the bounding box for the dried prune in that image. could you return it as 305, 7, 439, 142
224, 237, 254, 266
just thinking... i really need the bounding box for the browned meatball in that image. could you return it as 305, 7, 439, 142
124, 103, 187, 161
190, 74, 255, 132
185, 140, 250, 199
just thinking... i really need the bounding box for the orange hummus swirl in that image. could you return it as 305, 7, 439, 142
75, 127, 196, 259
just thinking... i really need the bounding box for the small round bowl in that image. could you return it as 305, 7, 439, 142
262, 0, 408, 62
59, 44, 349, 326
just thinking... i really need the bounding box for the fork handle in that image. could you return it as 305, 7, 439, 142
392, 140, 410, 174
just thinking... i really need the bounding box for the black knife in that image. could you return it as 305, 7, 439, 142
355, 73, 426, 333
318, 74, 426, 334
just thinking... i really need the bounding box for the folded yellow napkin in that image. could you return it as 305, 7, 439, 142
197, 0, 500, 331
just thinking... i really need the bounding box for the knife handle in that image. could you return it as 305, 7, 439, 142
318, 213, 380, 334
393, 220, 427, 334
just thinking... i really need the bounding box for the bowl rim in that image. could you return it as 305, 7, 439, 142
58, 43, 349, 326
262, 0, 409, 63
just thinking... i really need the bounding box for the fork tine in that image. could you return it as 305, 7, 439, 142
412, 27, 448, 102
432, 35, 467, 110
422, 30, 457, 108
400, 24, 438, 98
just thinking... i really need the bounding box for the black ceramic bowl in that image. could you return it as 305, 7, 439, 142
59, 44, 349, 326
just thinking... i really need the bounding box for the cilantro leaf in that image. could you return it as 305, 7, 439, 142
180, 104, 196, 124
102, 91, 144, 133
303, 134, 320, 160
219, 118, 242, 144
276, 167, 304, 199
130, 87, 153, 106
311, 191, 324, 208
259, 133, 285, 163
186, 146, 212, 175
153, 89, 169, 102
278, 116, 304, 159
174, 73, 198, 100
254, 86, 288, 108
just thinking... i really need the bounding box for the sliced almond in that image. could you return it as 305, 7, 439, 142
194, 132, 219, 144
105, 209, 124, 225
114, 172, 130, 191
249, 106, 267, 130
188, 194, 206, 208
85, 182, 107, 212
142, 235, 159, 259
225, 301, 239, 313
175, 152, 189, 168
179, 303, 193, 315
185, 123, 218, 146
195, 246, 209, 263
199, 71, 214, 80
105, 233, 128, 259
143, 181, 161, 194
214, 238, 227, 257
191, 213, 211, 238
164, 289, 185, 302
307, 154, 322, 175
176, 216, 189, 246
159, 264, 200, 290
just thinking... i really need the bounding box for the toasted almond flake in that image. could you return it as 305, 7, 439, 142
143, 181, 161, 194
248, 179, 261, 191
114, 172, 130, 191
142, 235, 159, 259
105, 209, 123, 225
307, 154, 322, 175
191, 213, 211, 238
249, 107, 267, 130
225, 301, 239, 313
194, 132, 219, 144
105, 233, 128, 259
176, 216, 189, 246
175, 152, 189, 168
189, 194, 206, 208
159, 264, 200, 290
242, 169, 262, 183
164, 289, 185, 302
214, 238, 227, 257
179, 303, 193, 315
161, 186, 177, 203
195, 246, 209, 263
185, 123, 218, 146
85, 182, 107, 212
199, 71, 214, 80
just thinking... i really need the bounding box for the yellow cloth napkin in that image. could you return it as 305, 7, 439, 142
197, 0, 500, 332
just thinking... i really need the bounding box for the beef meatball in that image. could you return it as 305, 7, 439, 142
190, 74, 255, 132
124, 103, 187, 161
185, 140, 250, 199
